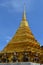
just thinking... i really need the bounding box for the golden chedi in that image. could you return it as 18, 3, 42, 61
2, 9, 40, 52
0, 8, 43, 63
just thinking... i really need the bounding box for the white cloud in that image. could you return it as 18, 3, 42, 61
0, 0, 32, 12
6, 39, 9, 43
6, 36, 12, 43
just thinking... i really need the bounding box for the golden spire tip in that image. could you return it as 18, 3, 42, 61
22, 4, 26, 21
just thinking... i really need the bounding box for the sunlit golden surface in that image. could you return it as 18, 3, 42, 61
0, 9, 43, 63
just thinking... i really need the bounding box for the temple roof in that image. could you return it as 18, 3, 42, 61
2, 8, 40, 53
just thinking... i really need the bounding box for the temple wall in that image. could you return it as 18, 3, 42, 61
0, 62, 43, 65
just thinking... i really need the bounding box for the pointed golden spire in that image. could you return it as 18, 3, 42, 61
20, 5, 28, 27
22, 4, 26, 21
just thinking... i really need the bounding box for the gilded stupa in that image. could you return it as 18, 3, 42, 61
2, 8, 40, 52
0, 7, 43, 63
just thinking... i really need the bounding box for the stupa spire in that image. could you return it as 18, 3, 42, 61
20, 5, 29, 27
22, 4, 26, 21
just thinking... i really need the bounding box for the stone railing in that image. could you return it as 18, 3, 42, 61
0, 62, 43, 65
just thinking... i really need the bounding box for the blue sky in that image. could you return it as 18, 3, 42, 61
0, 0, 43, 51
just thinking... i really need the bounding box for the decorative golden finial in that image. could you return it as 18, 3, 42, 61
22, 4, 26, 21
20, 4, 28, 27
